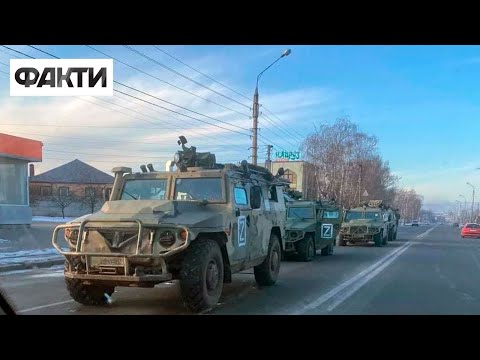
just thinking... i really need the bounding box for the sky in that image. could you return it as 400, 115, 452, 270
0, 45, 479, 206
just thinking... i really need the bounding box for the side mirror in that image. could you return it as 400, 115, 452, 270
235, 208, 241, 217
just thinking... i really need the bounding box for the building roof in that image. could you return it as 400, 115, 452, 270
0, 133, 43, 162
29, 159, 114, 184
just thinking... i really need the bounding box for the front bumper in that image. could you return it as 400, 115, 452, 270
53, 219, 190, 284
340, 226, 380, 241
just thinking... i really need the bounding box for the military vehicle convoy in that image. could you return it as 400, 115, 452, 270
52, 136, 288, 312
284, 199, 342, 261
338, 200, 398, 247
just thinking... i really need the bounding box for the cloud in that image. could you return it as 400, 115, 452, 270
0, 46, 334, 176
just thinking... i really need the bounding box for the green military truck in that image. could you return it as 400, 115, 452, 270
338, 200, 398, 247
283, 199, 342, 261
52, 136, 288, 313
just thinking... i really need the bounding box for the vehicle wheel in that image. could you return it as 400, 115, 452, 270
254, 233, 281, 286
180, 239, 224, 313
382, 231, 388, 245
374, 231, 383, 247
337, 235, 347, 246
64, 258, 114, 306
296, 234, 315, 262
321, 242, 334, 256
461, 236, 465, 238
393, 231, 398, 240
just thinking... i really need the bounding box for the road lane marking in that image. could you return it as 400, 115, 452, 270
416, 224, 439, 239
291, 242, 412, 315
17, 300, 74, 314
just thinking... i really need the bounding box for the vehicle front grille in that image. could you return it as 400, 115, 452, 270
97, 229, 139, 248
351, 226, 368, 234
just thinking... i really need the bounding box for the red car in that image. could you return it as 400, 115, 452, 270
461, 223, 480, 238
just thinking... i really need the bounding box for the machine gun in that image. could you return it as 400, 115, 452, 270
173, 136, 217, 171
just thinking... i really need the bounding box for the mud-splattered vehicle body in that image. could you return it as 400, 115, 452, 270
52, 136, 287, 312
338, 200, 398, 247
283, 200, 342, 261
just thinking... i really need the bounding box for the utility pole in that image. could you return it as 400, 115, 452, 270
251, 49, 291, 165
265, 145, 273, 172
467, 182, 475, 222
251, 88, 259, 165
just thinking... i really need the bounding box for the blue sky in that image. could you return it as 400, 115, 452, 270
1, 45, 479, 204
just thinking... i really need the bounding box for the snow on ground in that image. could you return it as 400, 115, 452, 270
0, 248, 65, 265
32, 216, 75, 222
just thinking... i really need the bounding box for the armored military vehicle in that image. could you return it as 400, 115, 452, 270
52, 136, 288, 312
284, 199, 342, 261
338, 200, 398, 247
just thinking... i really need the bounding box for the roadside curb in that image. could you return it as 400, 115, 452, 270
0, 258, 64, 273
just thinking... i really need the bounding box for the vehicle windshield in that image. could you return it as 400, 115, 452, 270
174, 178, 223, 201
288, 207, 314, 219
120, 179, 167, 200
345, 211, 382, 221
465, 223, 480, 229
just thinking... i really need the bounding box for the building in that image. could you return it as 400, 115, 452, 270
269, 160, 319, 200
0, 133, 43, 225
29, 159, 114, 217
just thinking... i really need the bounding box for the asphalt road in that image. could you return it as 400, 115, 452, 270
2, 224, 480, 315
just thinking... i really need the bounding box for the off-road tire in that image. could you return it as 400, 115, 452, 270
337, 235, 347, 246
254, 233, 281, 286
374, 231, 383, 247
321, 242, 334, 256
180, 239, 224, 313
64, 257, 114, 306
296, 234, 315, 262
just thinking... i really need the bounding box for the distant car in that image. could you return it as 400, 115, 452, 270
412, 221, 419, 227
461, 223, 480, 238
453, 222, 459, 227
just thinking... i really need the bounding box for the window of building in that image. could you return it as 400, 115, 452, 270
85, 187, 96, 197
104, 187, 112, 200
59, 187, 69, 197
41, 186, 52, 196
0, 158, 28, 205
283, 169, 297, 189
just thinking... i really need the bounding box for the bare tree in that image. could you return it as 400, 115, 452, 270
82, 187, 101, 214
51, 185, 76, 218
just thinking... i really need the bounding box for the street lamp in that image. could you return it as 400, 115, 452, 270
251, 48, 291, 165
467, 182, 476, 222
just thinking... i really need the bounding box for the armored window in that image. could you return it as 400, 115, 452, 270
174, 178, 223, 202
250, 185, 262, 209
268, 186, 278, 202
41, 186, 52, 196
121, 179, 167, 200
59, 187, 69, 197
323, 211, 339, 219
234, 187, 248, 206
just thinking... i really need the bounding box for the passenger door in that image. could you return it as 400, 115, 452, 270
231, 185, 250, 262
321, 209, 340, 247
248, 184, 270, 261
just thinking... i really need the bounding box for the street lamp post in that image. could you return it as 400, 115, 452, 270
251, 48, 291, 165
459, 194, 467, 223
467, 182, 475, 222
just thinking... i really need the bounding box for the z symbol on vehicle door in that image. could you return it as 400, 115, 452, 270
321, 224, 333, 238
238, 215, 247, 246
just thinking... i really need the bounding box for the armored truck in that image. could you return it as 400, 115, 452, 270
284, 199, 342, 261
338, 200, 398, 247
52, 136, 288, 313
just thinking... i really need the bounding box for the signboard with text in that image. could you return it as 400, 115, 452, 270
275, 151, 300, 161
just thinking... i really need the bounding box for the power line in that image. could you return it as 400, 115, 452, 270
260, 113, 304, 144
0, 47, 21, 58
26, 45, 252, 135
259, 114, 302, 148
0, 69, 8, 75
261, 105, 305, 139
124, 45, 250, 110
85, 45, 251, 118
0, 61, 8, 66
43, 149, 172, 159
152, 45, 251, 101
1, 45, 34, 58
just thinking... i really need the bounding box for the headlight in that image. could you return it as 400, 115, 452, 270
174, 152, 181, 163
178, 229, 188, 242
64, 228, 79, 244
289, 231, 298, 238
159, 230, 176, 247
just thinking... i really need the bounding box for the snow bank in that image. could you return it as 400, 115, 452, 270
0, 248, 65, 265
32, 216, 75, 223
